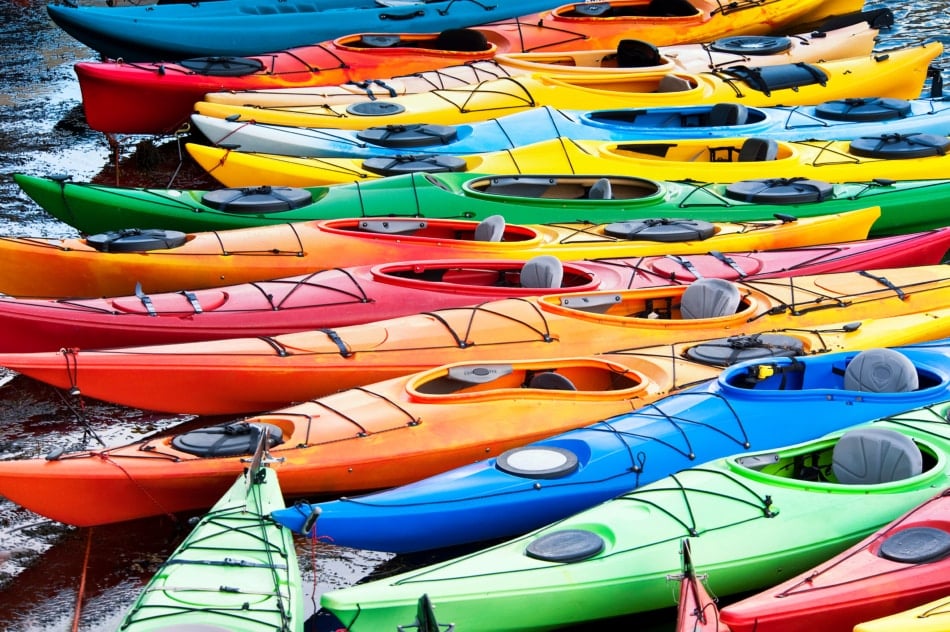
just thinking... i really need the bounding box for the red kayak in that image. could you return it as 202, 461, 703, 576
75, 6, 884, 134
674, 540, 729, 632
0, 228, 947, 353
719, 488, 950, 632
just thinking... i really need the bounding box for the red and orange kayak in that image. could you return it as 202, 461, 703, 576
720, 489, 950, 632
0, 317, 923, 527
2, 266, 949, 414
0, 228, 948, 352
0, 208, 880, 299
78, 12, 884, 134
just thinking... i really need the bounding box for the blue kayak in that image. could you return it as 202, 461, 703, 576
190, 97, 950, 159
272, 342, 950, 553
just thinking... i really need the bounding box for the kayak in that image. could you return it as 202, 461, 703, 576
0, 328, 941, 528
318, 405, 950, 631
119, 444, 303, 632
46, 0, 857, 62
0, 348, 719, 527
188, 96, 950, 160
0, 206, 881, 299
77, 13, 885, 135
202, 19, 883, 110
718, 487, 950, 632
17, 171, 950, 237
855, 595, 950, 632
2, 266, 950, 413
673, 539, 729, 632
191, 42, 943, 130
270, 343, 950, 553
2, 228, 948, 352
186, 130, 950, 188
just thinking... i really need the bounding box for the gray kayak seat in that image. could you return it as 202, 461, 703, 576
832, 426, 923, 485
587, 177, 613, 199
657, 74, 693, 92
680, 278, 741, 319
520, 255, 564, 289
738, 137, 779, 161
707, 103, 749, 126
474, 214, 505, 242
528, 371, 577, 390
844, 348, 919, 393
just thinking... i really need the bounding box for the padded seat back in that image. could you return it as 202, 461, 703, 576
844, 348, 919, 392
707, 103, 749, 126
474, 215, 505, 242
680, 278, 741, 319
528, 372, 577, 390
587, 177, 613, 199
738, 137, 779, 161
832, 427, 923, 485
657, 74, 693, 92
521, 255, 564, 289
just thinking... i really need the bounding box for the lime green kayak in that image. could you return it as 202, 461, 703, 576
321, 405, 950, 632
15, 171, 950, 237
119, 446, 302, 631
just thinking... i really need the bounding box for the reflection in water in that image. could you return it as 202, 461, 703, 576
0, 0, 948, 629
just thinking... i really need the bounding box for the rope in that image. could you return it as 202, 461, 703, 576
71, 528, 93, 632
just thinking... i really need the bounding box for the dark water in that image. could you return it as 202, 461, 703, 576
0, 0, 949, 629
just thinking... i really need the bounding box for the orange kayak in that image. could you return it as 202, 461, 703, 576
3, 267, 949, 414
0, 208, 879, 299
0, 315, 924, 527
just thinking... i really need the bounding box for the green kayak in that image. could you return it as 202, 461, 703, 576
15, 171, 950, 237
321, 403, 950, 632
119, 439, 303, 632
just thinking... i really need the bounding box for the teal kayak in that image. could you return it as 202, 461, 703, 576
15, 171, 950, 237
119, 442, 302, 632
321, 404, 950, 631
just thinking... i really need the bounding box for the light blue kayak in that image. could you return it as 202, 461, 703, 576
272, 342, 950, 553
190, 97, 950, 158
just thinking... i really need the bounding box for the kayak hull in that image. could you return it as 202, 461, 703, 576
1, 228, 948, 352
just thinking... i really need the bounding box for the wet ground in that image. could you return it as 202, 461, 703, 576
0, 0, 949, 629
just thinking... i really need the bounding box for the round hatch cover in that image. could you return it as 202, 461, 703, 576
496, 446, 579, 479
356, 123, 459, 148
346, 101, 407, 116
604, 218, 716, 242
879, 526, 950, 564
710, 35, 792, 55
202, 186, 313, 213
178, 56, 266, 77
362, 154, 467, 176
685, 334, 805, 367
526, 529, 605, 563
86, 228, 188, 253
815, 97, 912, 122
725, 178, 834, 204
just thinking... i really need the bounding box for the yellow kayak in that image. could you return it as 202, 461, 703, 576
192, 43, 942, 130
188, 132, 950, 187
202, 20, 882, 109
854, 596, 950, 632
